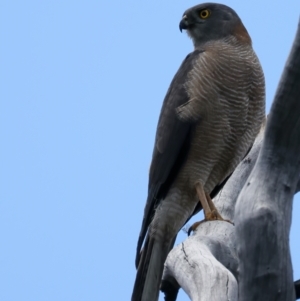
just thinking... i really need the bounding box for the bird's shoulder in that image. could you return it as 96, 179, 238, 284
162, 48, 205, 104
154, 49, 204, 153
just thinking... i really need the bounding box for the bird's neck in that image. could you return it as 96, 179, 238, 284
193, 35, 251, 50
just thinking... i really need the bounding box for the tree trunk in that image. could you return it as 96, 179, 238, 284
161, 19, 300, 301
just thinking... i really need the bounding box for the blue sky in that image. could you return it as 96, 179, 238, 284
1, 1, 300, 300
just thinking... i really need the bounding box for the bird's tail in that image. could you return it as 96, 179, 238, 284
131, 235, 173, 301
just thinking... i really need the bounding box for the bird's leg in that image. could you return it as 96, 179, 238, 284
188, 182, 233, 235
205, 191, 223, 219
188, 182, 214, 234
205, 192, 233, 225
195, 182, 211, 219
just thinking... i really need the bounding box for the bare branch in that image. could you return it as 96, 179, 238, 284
163, 223, 238, 301
235, 20, 300, 301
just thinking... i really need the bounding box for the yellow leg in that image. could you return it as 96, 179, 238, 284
188, 182, 233, 235
195, 182, 211, 219
205, 191, 224, 220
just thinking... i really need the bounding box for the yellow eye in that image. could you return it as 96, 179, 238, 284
199, 9, 210, 19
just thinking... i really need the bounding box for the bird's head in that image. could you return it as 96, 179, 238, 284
179, 3, 251, 47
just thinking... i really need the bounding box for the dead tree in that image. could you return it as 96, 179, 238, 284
160, 20, 300, 301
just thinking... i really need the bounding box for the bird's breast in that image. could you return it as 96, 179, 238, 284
176, 42, 265, 193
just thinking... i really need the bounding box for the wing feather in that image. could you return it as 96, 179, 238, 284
136, 50, 204, 266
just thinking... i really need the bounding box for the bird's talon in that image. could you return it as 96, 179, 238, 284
187, 221, 203, 235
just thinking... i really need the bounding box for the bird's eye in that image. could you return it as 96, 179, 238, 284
199, 9, 210, 19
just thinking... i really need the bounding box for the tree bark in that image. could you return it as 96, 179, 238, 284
235, 19, 300, 301
161, 19, 300, 301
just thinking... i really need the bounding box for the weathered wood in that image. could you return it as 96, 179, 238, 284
235, 20, 300, 301
162, 126, 265, 301
163, 224, 237, 301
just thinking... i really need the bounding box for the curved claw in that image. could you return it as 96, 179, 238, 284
187, 221, 204, 236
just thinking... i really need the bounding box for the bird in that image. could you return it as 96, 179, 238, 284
132, 3, 265, 301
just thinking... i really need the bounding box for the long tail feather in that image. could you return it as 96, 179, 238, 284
132, 236, 172, 301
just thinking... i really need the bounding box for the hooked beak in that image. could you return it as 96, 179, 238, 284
179, 15, 189, 32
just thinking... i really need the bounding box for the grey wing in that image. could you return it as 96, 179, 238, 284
135, 50, 204, 267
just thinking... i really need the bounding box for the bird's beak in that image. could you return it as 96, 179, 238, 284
179, 15, 189, 32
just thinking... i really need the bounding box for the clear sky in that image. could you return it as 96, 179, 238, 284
1, 1, 300, 300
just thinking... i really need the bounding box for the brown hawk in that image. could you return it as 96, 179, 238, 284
132, 3, 265, 301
